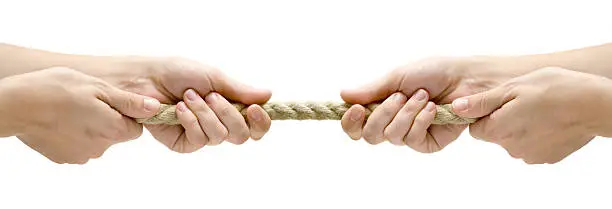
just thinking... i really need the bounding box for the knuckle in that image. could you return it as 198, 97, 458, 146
189, 101, 209, 112
348, 133, 361, 141
478, 92, 489, 111
207, 139, 224, 146
232, 132, 250, 145
379, 107, 396, 118
405, 141, 433, 154
122, 97, 140, 111
188, 118, 201, 129
362, 132, 381, 145
216, 105, 235, 118
388, 140, 405, 146
414, 114, 430, 125
239, 129, 250, 140
170, 139, 198, 153
402, 102, 421, 113
361, 128, 377, 142
180, 112, 200, 128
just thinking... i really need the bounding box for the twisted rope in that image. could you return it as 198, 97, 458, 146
136, 102, 476, 125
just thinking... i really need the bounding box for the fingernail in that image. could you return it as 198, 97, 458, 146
452, 98, 468, 112
144, 98, 160, 112
176, 102, 187, 112
425, 102, 436, 112
250, 108, 262, 121
205, 92, 222, 102
213, 92, 223, 100
350, 109, 364, 121
393, 93, 406, 102
185, 89, 199, 101
414, 89, 427, 101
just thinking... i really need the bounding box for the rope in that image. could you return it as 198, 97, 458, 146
136, 102, 476, 125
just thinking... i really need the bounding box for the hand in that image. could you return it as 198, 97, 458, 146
452, 67, 612, 164
89, 57, 272, 153
0, 67, 160, 164
340, 57, 528, 152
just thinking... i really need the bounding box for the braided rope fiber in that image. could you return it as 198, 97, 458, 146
136, 102, 476, 125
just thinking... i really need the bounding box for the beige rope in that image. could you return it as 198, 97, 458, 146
136, 102, 476, 125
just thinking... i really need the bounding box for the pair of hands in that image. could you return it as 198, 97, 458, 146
5, 56, 608, 164
343, 58, 612, 164
1, 58, 272, 164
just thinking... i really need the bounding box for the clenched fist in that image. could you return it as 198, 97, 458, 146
0, 67, 160, 164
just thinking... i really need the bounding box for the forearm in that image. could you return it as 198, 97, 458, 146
497, 43, 612, 78
0, 43, 137, 79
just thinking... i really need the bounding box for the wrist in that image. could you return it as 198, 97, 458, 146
0, 77, 28, 137
588, 77, 612, 137
455, 56, 534, 89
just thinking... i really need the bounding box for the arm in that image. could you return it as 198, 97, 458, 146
0, 43, 273, 152
0, 43, 137, 79
451, 67, 612, 164
338, 43, 612, 152
0, 67, 159, 164
491, 43, 612, 78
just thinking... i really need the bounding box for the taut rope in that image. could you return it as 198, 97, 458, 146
137, 102, 476, 125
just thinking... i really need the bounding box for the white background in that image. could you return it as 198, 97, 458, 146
1, 0, 611, 208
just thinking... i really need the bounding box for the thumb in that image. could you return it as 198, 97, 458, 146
209, 71, 271, 104
451, 86, 515, 118
103, 88, 161, 119
340, 72, 402, 104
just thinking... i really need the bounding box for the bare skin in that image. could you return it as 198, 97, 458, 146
453, 67, 612, 164
94, 58, 273, 153
341, 43, 612, 163
0, 67, 160, 164
340, 57, 524, 152
0, 44, 272, 161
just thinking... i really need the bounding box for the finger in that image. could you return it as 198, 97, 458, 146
341, 104, 366, 140
427, 124, 468, 149
205, 92, 250, 145
404, 102, 437, 153
246, 104, 271, 140
89, 141, 112, 159
184, 89, 228, 146
176, 101, 209, 149
99, 87, 161, 119
340, 72, 402, 104
362, 92, 407, 145
209, 70, 272, 104
384, 89, 429, 146
116, 115, 144, 142
469, 100, 518, 142
93, 101, 144, 142
451, 84, 516, 118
